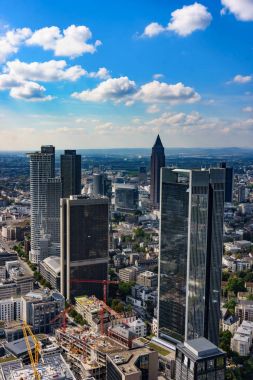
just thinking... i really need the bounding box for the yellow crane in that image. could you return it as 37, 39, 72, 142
21, 320, 41, 380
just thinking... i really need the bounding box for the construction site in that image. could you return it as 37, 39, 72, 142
55, 326, 127, 380
0, 352, 77, 380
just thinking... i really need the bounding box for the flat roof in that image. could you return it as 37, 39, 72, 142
181, 338, 224, 360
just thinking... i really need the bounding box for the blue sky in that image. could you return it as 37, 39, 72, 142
0, 0, 252, 149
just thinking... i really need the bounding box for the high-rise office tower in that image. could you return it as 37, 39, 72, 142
150, 135, 165, 209
93, 173, 112, 198
60, 150, 81, 198
220, 162, 233, 203
43, 177, 62, 256
158, 168, 225, 346
115, 185, 139, 213
60, 195, 109, 301
28, 146, 55, 264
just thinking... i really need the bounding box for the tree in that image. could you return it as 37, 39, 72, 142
219, 330, 232, 353
118, 281, 134, 298
224, 299, 237, 315
226, 277, 246, 295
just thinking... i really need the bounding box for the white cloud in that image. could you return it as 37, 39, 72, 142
146, 105, 160, 113
5, 59, 86, 82
88, 67, 111, 80
168, 3, 212, 36
10, 81, 53, 101
72, 77, 200, 105
72, 76, 137, 103
143, 23, 165, 37
142, 3, 212, 38
0, 74, 20, 89
243, 106, 253, 113
0, 28, 32, 63
232, 74, 252, 84
26, 25, 101, 58
221, 0, 253, 21
135, 80, 200, 104
146, 111, 202, 128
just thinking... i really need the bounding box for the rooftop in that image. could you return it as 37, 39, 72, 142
108, 347, 156, 376
0, 353, 76, 380
180, 338, 224, 360
41, 256, 60, 274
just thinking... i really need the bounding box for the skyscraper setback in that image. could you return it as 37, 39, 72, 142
158, 168, 225, 346
60, 150, 81, 198
28, 146, 55, 264
150, 135, 165, 209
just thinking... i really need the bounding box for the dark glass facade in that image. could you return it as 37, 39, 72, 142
60, 150, 81, 198
220, 162, 233, 203
158, 168, 225, 345
60, 196, 109, 301
150, 135, 165, 209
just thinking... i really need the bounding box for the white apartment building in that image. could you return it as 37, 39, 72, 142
128, 319, 147, 337
231, 321, 253, 356
0, 297, 21, 322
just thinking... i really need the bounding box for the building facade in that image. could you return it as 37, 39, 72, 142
115, 185, 138, 213
21, 289, 64, 334
28, 145, 55, 264
175, 338, 226, 380
61, 150, 81, 198
158, 168, 225, 345
150, 135, 165, 209
60, 195, 109, 301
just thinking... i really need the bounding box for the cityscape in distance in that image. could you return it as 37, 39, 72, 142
0, 1, 253, 379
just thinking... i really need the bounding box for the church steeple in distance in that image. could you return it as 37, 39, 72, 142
150, 135, 165, 209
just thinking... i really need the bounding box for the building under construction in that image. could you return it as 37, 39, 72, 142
0, 352, 76, 380
55, 326, 127, 380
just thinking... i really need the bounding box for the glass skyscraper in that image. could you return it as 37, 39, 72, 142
158, 168, 225, 346
60, 195, 109, 301
28, 146, 55, 264
60, 150, 81, 198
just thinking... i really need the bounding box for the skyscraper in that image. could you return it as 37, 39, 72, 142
60, 150, 81, 198
220, 162, 233, 203
158, 168, 225, 346
60, 195, 109, 301
43, 177, 62, 256
28, 146, 55, 264
93, 173, 112, 198
150, 135, 165, 209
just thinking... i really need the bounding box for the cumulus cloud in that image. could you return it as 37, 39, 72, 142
0, 28, 32, 63
232, 74, 252, 84
143, 23, 166, 37
5, 59, 86, 82
72, 76, 137, 103
168, 3, 212, 36
221, 0, 253, 21
135, 80, 200, 104
146, 111, 202, 128
9, 81, 53, 101
88, 67, 111, 80
142, 3, 212, 38
72, 77, 200, 105
26, 25, 101, 58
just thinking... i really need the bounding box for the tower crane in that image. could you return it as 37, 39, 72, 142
21, 320, 41, 380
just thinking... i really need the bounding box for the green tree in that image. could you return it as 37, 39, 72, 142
118, 281, 134, 298
219, 330, 232, 353
224, 299, 237, 315
226, 277, 246, 295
